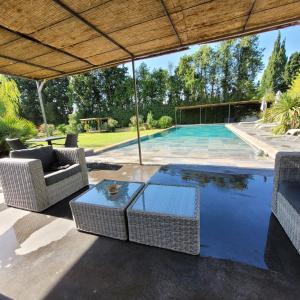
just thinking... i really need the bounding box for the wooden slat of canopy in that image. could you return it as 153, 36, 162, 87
0, 0, 299, 80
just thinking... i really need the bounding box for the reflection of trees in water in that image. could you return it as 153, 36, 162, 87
96, 181, 130, 205
160, 166, 252, 191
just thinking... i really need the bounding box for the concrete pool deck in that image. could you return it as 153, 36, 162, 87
227, 123, 300, 159
86, 124, 278, 169
1, 165, 300, 299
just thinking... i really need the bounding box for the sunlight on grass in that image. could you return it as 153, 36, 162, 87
78, 129, 162, 148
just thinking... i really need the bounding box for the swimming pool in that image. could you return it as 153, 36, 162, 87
98, 124, 265, 166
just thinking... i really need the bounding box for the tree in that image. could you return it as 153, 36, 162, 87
43, 78, 73, 124
68, 72, 101, 119
260, 32, 287, 95
0, 75, 37, 155
288, 73, 300, 96
167, 66, 184, 106
233, 36, 264, 100
217, 40, 235, 101
0, 75, 20, 117
69, 66, 133, 127
13, 78, 41, 124
194, 45, 216, 101
284, 52, 300, 87
15, 77, 73, 125
136, 63, 168, 108
177, 55, 197, 103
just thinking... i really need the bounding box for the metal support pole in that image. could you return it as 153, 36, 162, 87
228, 104, 231, 123
199, 108, 201, 124
132, 59, 142, 165
180, 110, 182, 124
36, 80, 49, 136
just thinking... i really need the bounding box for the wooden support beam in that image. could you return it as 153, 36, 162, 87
0, 24, 94, 67
0, 54, 65, 75
52, 0, 134, 58
243, 0, 257, 31
159, 0, 182, 45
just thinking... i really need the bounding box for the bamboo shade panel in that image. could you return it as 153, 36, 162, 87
0, 0, 298, 80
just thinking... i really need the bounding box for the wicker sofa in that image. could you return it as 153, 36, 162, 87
272, 152, 300, 254
0, 147, 89, 212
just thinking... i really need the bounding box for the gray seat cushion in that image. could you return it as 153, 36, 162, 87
10, 146, 57, 172
278, 181, 300, 213
44, 164, 81, 186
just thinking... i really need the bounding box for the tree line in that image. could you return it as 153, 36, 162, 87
14, 32, 300, 127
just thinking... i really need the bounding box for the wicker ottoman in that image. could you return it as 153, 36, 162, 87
70, 179, 144, 240
127, 183, 200, 255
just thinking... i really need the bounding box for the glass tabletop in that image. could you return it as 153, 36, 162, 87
131, 184, 198, 217
74, 180, 144, 208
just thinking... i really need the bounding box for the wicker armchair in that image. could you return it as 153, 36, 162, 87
272, 152, 300, 254
0, 148, 89, 212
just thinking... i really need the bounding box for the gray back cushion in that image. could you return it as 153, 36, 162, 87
10, 146, 57, 172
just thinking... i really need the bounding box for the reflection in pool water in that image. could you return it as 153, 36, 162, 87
150, 165, 274, 268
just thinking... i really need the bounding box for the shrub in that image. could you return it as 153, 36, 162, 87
129, 115, 143, 127
57, 123, 67, 134
152, 120, 159, 128
264, 93, 300, 134
0, 116, 37, 156
158, 116, 172, 129
107, 118, 118, 132
146, 111, 156, 129
263, 89, 275, 103
39, 123, 55, 136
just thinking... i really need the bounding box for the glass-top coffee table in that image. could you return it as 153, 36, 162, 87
70, 179, 144, 240
127, 183, 200, 255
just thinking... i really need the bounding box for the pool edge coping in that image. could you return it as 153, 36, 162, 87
226, 124, 277, 159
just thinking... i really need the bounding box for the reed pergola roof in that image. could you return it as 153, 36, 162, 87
176, 99, 270, 110
0, 0, 300, 80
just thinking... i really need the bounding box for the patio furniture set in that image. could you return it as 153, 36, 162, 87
70, 180, 200, 255
0, 142, 200, 255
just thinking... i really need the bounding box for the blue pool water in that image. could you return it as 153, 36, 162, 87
156, 124, 241, 139
105, 125, 258, 162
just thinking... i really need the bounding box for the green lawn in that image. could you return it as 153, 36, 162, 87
77, 129, 162, 148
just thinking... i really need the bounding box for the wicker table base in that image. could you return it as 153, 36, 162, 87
70, 180, 144, 240
127, 183, 200, 255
